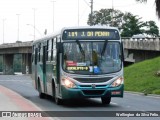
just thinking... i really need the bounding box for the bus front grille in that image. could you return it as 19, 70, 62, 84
82, 90, 105, 96
74, 77, 113, 83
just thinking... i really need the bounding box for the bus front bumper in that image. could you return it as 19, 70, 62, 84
61, 84, 124, 99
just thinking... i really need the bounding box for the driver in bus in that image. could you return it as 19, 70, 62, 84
92, 50, 98, 65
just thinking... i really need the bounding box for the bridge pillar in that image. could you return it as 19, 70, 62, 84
22, 53, 32, 74
3, 54, 14, 75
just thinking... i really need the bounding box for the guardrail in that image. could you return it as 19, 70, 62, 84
122, 38, 160, 51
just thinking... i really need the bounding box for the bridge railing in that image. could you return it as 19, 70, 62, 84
122, 38, 160, 51
0, 41, 33, 49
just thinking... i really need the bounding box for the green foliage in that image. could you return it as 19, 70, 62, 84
13, 54, 22, 72
87, 9, 159, 37
0, 55, 22, 72
145, 21, 159, 37
124, 57, 160, 95
121, 13, 146, 37
87, 9, 124, 28
0, 56, 3, 72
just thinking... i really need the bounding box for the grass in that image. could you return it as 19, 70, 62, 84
124, 56, 160, 95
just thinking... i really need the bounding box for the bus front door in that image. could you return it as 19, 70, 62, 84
34, 48, 38, 89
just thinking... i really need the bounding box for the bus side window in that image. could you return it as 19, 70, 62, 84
32, 45, 35, 63
51, 38, 54, 61
46, 40, 49, 61
38, 43, 41, 62
53, 37, 57, 61
48, 39, 52, 61
35, 47, 38, 65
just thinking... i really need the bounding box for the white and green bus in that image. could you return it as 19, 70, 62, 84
32, 26, 124, 105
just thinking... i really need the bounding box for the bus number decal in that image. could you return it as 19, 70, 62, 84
67, 66, 89, 71
68, 32, 78, 37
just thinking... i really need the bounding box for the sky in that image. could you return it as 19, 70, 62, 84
0, 0, 159, 44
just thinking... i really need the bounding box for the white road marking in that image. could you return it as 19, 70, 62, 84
111, 102, 118, 105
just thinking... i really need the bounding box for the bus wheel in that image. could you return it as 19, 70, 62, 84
53, 83, 63, 105
39, 92, 45, 99
38, 80, 45, 99
101, 96, 111, 105
55, 96, 63, 105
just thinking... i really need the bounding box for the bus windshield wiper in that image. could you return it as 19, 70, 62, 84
101, 40, 108, 56
76, 40, 85, 60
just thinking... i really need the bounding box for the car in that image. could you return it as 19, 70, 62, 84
131, 34, 147, 41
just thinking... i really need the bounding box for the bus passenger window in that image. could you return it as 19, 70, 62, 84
53, 38, 57, 61
46, 41, 49, 61
51, 39, 54, 61
38, 43, 41, 62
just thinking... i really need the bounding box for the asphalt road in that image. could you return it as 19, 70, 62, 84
0, 74, 160, 120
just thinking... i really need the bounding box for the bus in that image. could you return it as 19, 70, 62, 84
32, 26, 124, 105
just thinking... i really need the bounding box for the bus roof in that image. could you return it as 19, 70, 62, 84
61, 26, 119, 32
32, 26, 119, 45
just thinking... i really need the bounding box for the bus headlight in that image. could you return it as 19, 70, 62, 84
62, 77, 77, 88
111, 77, 124, 87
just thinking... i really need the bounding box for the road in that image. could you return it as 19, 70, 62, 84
0, 75, 160, 120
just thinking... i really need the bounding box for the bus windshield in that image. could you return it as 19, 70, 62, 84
63, 41, 122, 75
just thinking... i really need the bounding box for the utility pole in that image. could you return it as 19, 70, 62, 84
111, 0, 114, 26
2, 19, 6, 44
51, 1, 55, 32
90, 0, 93, 26
33, 8, 36, 41
78, 0, 79, 26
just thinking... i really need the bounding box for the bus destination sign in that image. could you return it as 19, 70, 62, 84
62, 29, 120, 40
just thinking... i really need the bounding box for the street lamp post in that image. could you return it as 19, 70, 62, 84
51, 1, 55, 32
2, 19, 6, 44
33, 8, 36, 41
16, 14, 20, 41
78, 0, 79, 26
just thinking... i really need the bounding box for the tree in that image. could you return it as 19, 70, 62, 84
87, 9, 124, 29
87, 9, 159, 37
136, 0, 160, 19
121, 13, 146, 37
145, 21, 159, 37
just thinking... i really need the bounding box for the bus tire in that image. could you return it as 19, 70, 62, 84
55, 96, 63, 105
101, 96, 111, 105
52, 81, 63, 105
38, 79, 45, 99
39, 92, 45, 99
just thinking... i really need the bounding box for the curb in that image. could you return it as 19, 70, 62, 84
125, 91, 160, 98
0, 85, 53, 120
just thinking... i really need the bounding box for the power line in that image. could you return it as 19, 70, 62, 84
83, 0, 90, 7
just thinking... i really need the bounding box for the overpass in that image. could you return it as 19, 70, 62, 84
0, 41, 32, 74
123, 38, 160, 63
0, 38, 160, 75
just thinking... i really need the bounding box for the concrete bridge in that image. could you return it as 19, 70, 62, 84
122, 38, 160, 63
0, 41, 32, 74
0, 38, 160, 75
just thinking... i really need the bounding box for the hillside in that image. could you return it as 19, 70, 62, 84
124, 56, 160, 95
